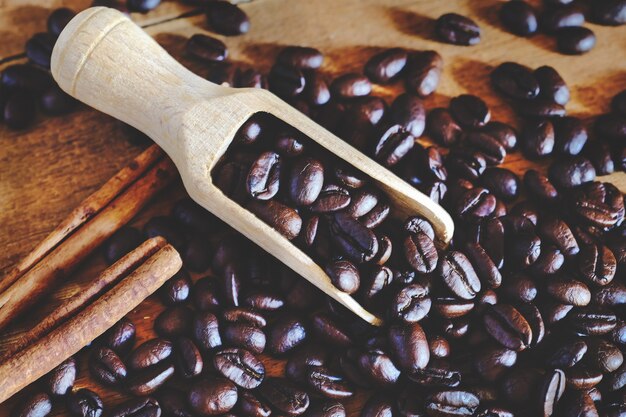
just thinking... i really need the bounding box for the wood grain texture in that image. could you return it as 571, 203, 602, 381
0, 0, 625, 414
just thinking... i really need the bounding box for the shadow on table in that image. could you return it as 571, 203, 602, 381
386, 6, 436, 42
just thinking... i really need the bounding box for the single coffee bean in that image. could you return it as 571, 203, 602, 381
12, 392, 52, 417
128, 338, 172, 371
244, 291, 284, 311
193, 311, 222, 350
144, 216, 186, 251
246, 200, 302, 240
568, 308, 617, 336
435, 13, 481, 45
538, 217, 579, 256
438, 251, 481, 300
127, 0, 161, 13
182, 239, 209, 272
205, 1, 249, 35
361, 394, 393, 417
187, 34, 227, 62
4, 89, 36, 129
356, 349, 401, 386
67, 389, 103, 417
499, 1, 538, 36
101, 227, 143, 265
107, 397, 161, 417
259, 377, 310, 416
160, 270, 192, 305
516, 99, 566, 118
247, 151, 281, 200
481, 168, 519, 202
303, 71, 330, 106
403, 231, 438, 274
565, 363, 603, 390
538, 369, 566, 417
549, 156, 596, 188
521, 119, 555, 159
222, 307, 266, 328
542, 4, 586, 33
2, 64, 52, 93
535, 65, 570, 105
585, 141, 615, 175
427, 108, 463, 146
268, 316, 307, 355
491, 62, 540, 99
223, 322, 266, 354
285, 344, 328, 382
390, 283, 432, 323
556, 26, 596, 54
473, 344, 517, 382
305, 401, 346, 417
546, 276, 591, 306
157, 389, 193, 417
593, 281, 626, 307
590, 0, 626, 26
390, 93, 426, 137
103, 317, 136, 354
585, 338, 623, 373
388, 322, 429, 371
551, 116, 587, 155
174, 337, 203, 378
464, 132, 507, 165
305, 366, 353, 399
193, 277, 221, 312
425, 390, 480, 416
449, 94, 490, 128
404, 50, 444, 97
364, 48, 408, 84
310, 312, 353, 347
500, 273, 537, 303
578, 244, 617, 286
288, 157, 324, 206
557, 390, 599, 417
25, 32, 56, 68
329, 211, 378, 263
89, 346, 127, 385
455, 187, 497, 222
481, 122, 517, 150
237, 391, 271, 417
277, 46, 323, 69
330, 73, 372, 98
268, 64, 305, 97
46, 357, 76, 396
325, 259, 360, 294
47, 8, 76, 37
154, 305, 193, 337
483, 304, 533, 351
463, 242, 502, 289
310, 184, 351, 213
40, 84, 78, 116
188, 377, 238, 416
214, 347, 265, 389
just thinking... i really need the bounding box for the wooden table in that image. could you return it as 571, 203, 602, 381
0, 0, 624, 415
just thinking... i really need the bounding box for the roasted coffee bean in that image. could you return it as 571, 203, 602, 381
613, 89, 626, 116
372, 125, 414, 167
187, 34, 227, 62
433, 297, 474, 318
538, 369, 566, 417
405, 50, 444, 97
303, 71, 330, 106
221, 262, 241, 307
547, 337, 587, 368
465, 132, 506, 165
455, 187, 496, 222
524, 170, 559, 201
259, 378, 310, 415
12, 392, 52, 417
193, 277, 221, 312
595, 113, 626, 143
269, 64, 305, 97
127, 0, 161, 13
556, 390, 599, 417
435, 13, 481, 45
173, 337, 203, 378
311, 185, 351, 213
67, 389, 103, 417
388, 322, 429, 371
325, 259, 360, 294
535, 65, 570, 105
144, 216, 186, 251
403, 231, 438, 274
102, 227, 143, 265
182, 237, 210, 271
329, 211, 378, 263
390, 283, 432, 323
103, 317, 136, 354
205, 62, 236, 86
499, 1, 538, 36
4, 89, 36, 129
193, 311, 222, 351
214, 347, 265, 389
426, 108, 462, 146
549, 156, 596, 188
285, 344, 328, 383
244, 291, 285, 311
2, 64, 52, 93
268, 316, 307, 355
578, 244, 617, 286
288, 157, 324, 206
157, 389, 193, 417
223, 322, 266, 354
154, 305, 193, 337
481, 168, 519, 202
361, 394, 393, 417
237, 391, 271, 417
450, 94, 490, 128
516, 99, 566, 118
246, 200, 302, 240
128, 338, 172, 371
593, 281, 626, 307
310, 312, 353, 347
585, 338, 623, 373
532, 245, 565, 274
364, 48, 408, 84
552, 116, 587, 155
521, 119, 555, 159
464, 242, 502, 288
491, 62, 539, 100
473, 344, 517, 382
25, 32, 56, 68
305, 366, 353, 399
585, 141, 615, 175
404, 216, 436, 239
188, 377, 238, 416
330, 73, 372, 99
483, 304, 532, 351
47, 7, 75, 37
500, 273, 537, 303
425, 390, 480, 416
107, 397, 161, 417
40, 84, 78, 116
437, 251, 481, 300
590, 0, 626, 25
542, 4, 585, 33
556, 26, 596, 54
89, 346, 127, 385
481, 122, 517, 151
222, 307, 266, 328
247, 151, 281, 200
538, 217, 579, 256
390, 93, 426, 137
305, 401, 346, 417
568, 308, 617, 336
205, 1, 249, 35
160, 270, 192, 305
46, 357, 76, 396
566, 363, 603, 389
277, 46, 323, 69
356, 349, 401, 386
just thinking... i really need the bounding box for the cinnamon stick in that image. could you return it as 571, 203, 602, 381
0, 144, 163, 295
0, 244, 182, 404
0, 157, 177, 330
0, 236, 167, 360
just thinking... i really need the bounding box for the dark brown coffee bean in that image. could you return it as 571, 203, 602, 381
46, 357, 76, 396
67, 389, 103, 417
547, 337, 587, 369
329, 211, 378, 263
214, 347, 265, 389
404, 216, 436, 240
403, 232, 438, 274
500, 273, 537, 303
268, 316, 307, 355
306, 401, 346, 417
373, 125, 414, 167
590, 0, 626, 25
361, 394, 393, 417
309, 313, 351, 347
246, 151, 281, 200
107, 397, 161, 417
433, 297, 474, 318
557, 390, 599, 417
127, 0, 160, 13
193, 311, 222, 351
193, 277, 221, 312
277, 46, 323, 69
435, 13, 481, 45
12, 392, 52, 417
269, 64, 305, 97
535, 65, 570, 105
586, 338, 623, 373
89, 346, 127, 385
128, 338, 172, 371
103, 317, 136, 354
455, 187, 497, 222
144, 216, 186, 251
568, 308, 617, 336
4, 89, 36, 129
186, 34, 227, 62
450, 94, 490, 128
517, 99, 567, 118
465, 132, 507, 166
390, 93, 426, 137
390, 283, 432, 323
481, 168, 519, 202
438, 251, 481, 300
246, 200, 302, 240
288, 157, 324, 206
426, 108, 462, 146
101, 227, 143, 265
330, 73, 372, 99
311, 185, 351, 213
464, 242, 502, 289
47, 7, 75, 37
155, 305, 193, 337
40, 83, 77, 116
205, 1, 249, 35
538, 217, 579, 256
425, 390, 480, 416
189, 377, 238, 416
285, 344, 328, 382
556, 26, 596, 54
157, 389, 193, 417
234, 67, 265, 90
405, 50, 444, 97
259, 377, 309, 416
524, 170, 558, 201
303, 71, 330, 106
325, 259, 360, 294
499, 1, 538, 36
357, 349, 401, 386
173, 337, 203, 378
532, 245, 565, 274
364, 48, 408, 84
473, 344, 517, 382
491, 62, 540, 99
244, 291, 285, 311
388, 323, 429, 371
25, 32, 55, 68
484, 304, 533, 351
521, 119, 555, 159
237, 391, 271, 417
305, 366, 353, 399
222, 307, 266, 328
566, 363, 603, 390
2, 64, 52, 93
205, 62, 236, 87
578, 244, 617, 286
223, 322, 266, 354
549, 156, 596, 188
552, 116, 587, 155
543, 4, 585, 33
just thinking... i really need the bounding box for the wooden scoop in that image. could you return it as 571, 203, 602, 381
51, 7, 454, 326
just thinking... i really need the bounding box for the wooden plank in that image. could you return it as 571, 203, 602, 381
0, 0, 625, 415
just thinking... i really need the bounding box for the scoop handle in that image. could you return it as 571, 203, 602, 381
51, 7, 225, 158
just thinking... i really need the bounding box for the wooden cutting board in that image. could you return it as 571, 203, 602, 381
0, 0, 624, 415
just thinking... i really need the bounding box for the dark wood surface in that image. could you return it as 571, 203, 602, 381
0, 0, 625, 415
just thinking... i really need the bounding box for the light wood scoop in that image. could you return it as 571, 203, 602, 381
51, 7, 454, 326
